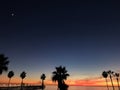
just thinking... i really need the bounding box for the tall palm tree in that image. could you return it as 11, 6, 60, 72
41, 73, 46, 90
114, 73, 120, 90
107, 70, 115, 90
52, 66, 69, 90
0, 54, 9, 75
102, 71, 109, 90
20, 71, 26, 90
8, 71, 14, 88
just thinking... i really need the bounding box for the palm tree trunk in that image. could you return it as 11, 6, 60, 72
8, 78, 11, 90
58, 80, 62, 90
42, 80, 44, 90
105, 78, 109, 90
110, 75, 115, 90
117, 78, 120, 90
21, 79, 23, 90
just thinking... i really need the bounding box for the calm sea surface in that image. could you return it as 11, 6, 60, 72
0, 85, 118, 90
43, 85, 118, 90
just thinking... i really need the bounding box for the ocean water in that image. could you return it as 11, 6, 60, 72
44, 85, 118, 90
0, 85, 118, 90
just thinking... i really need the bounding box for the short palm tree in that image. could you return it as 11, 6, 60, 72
8, 71, 14, 88
0, 54, 9, 75
52, 66, 69, 90
20, 71, 26, 90
107, 70, 115, 90
41, 73, 46, 89
102, 71, 109, 90
114, 73, 120, 90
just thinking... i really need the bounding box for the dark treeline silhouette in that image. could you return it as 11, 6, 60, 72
0, 54, 71, 90
102, 71, 109, 90
2, 53, 120, 90
20, 71, 26, 90
52, 66, 69, 90
0, 54, 9, 75
115, 73, 120, 90
41, 73, 46, 90
7, 71, 14, 89
102, 70, 120, 90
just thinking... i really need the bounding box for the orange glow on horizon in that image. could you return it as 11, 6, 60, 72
0, 75, 119, 86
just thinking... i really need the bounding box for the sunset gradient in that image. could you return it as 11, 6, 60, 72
0, 73, 119, 86
0, 0, 120, 87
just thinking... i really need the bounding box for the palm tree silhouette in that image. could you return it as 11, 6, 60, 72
107, 70, 115, 90
0, 54, 9, 75
114, 73, 120, 90
41, 73, 46, 90
52, 66, 69, 90
102, 71, 109, 90
20, 71, 26, 90
8, 71, 14, 88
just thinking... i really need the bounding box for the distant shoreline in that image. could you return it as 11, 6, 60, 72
0, 85, 44, 90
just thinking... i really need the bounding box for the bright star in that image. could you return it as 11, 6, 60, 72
11, 13, 14, 16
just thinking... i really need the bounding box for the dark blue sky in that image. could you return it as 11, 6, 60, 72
0, 0, 120, 83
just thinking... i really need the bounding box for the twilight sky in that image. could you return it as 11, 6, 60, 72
0, 0, 120, 85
